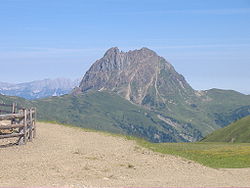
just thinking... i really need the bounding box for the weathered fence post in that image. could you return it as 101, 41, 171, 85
12, 103, 16, 113
33, 107, 37, 138
29, 109, 33, 141
11, 103, 16, 125
23, 109, 27, 144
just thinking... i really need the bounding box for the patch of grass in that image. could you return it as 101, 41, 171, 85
137, 140, 250, 168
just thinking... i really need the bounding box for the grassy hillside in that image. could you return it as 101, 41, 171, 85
0, 94, 32, 113
137, 140, 250, 168
0, 94, 31, 107
33, 89, 250, 142
202, 115, 250, 143
1, 88, 250, 143
32, 91, 186, 142
200, 89, 250, 127
149, 88, 250, 138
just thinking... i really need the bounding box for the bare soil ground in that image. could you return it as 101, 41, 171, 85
0, 122, 250, 187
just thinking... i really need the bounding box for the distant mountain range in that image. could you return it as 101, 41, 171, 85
1, 47, 250, 142
0, 78, 80, 99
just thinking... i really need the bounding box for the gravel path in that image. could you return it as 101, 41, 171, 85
0, 122, 250, 187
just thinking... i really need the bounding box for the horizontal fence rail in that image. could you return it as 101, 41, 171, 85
0, 103, 13, 107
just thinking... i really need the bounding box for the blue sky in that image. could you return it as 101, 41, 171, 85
0, 0, 250, 94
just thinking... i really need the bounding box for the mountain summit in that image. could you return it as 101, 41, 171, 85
76, 47, 204, 141
78, 47, 195, 106
71, 47, 250, 142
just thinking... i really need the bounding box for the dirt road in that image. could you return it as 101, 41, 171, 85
0, 122, 250, 187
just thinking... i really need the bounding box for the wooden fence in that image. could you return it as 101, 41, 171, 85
0, 103, 36, 145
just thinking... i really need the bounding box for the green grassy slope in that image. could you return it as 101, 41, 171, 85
137, 140, 250, 168
203, 89, 250, 112
32, 91, 185, 142
1, 88, 250, 143
0, 94, 32, 112
201, 89, 250, 127
150, 88, 250, 138
202, 115, 250, 143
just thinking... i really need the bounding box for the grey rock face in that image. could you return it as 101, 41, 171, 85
77, 47, 216, 142
78, 47, 195, 105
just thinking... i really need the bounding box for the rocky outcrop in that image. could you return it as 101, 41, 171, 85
78, 47, 195, 106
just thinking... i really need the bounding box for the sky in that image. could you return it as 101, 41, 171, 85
0, 0, 250, 94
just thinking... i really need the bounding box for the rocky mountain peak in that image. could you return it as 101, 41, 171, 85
137, 47, 157, 55
103, 47, 120, 57
103, 47, 157, 61
78, 47, 195, 106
